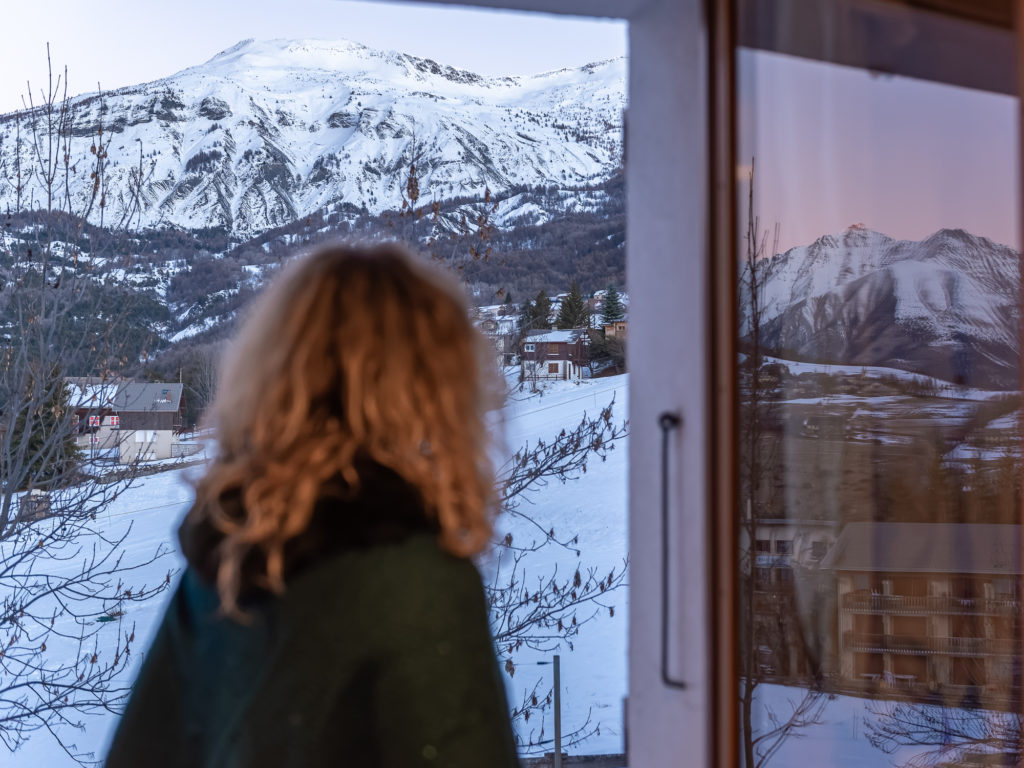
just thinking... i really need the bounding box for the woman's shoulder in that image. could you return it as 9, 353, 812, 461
296, 529, 484, 606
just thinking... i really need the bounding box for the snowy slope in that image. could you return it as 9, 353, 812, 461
753, 226, 1021, 388
6, 374, 1007, 768
0, 39, 624, 239
7, 376, 628, 765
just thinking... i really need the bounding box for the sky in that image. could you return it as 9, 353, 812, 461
3, 3, 1015, 253
0, 0, 626, 112
739, 49, 1020, 252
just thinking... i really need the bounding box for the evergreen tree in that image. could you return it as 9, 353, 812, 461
9, 370, 81, 489
556, 281, 590, 329
517, 299, 536, 334
532, 290, 552, 330
600, 284, 625, 325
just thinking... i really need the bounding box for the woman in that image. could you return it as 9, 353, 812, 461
106, 243, 520, 767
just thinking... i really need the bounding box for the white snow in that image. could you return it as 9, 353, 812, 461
754, 226, 1020, 350
0, 38, 626, 240
765, 355, 1017, 402
5, 371, 1015, 767
6, 375, 628, 765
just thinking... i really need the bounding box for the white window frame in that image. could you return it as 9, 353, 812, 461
524, 343, 535, 352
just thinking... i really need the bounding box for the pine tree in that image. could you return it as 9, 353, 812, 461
517, 299, 536, 333
556, 281, 589, 329
9, 371, 81, 488
600, 284, 625, 325
532, 290, 552, 330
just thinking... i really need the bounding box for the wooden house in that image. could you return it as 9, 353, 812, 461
520, 329, 590, 382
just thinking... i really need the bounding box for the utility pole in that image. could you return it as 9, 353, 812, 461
537, 655, 562, 768
553, 654, 561, 768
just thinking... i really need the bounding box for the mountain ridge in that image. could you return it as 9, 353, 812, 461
753, 225, 1021, 388
0, 38, 625, 239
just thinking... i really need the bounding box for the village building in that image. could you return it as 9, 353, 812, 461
603, 317, 629, 339
66, 377, 126, 453
824, 522, 1021, 708
112, 382, 187, 463
742, 519, 838, 680
472, 307, 519, 366
520, 328, 590, 382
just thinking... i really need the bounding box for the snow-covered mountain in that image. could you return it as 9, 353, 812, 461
0, 39, 624, 238
752, 226, 1021, 388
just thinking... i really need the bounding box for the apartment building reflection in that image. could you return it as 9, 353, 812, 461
824, 523, 1021, 707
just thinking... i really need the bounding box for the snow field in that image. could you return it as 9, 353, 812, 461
8, 376, 629, 765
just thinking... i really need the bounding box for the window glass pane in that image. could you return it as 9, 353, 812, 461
1, 7, 628, 766
735, 3, 1021, 766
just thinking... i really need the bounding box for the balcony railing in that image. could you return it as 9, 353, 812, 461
844, 631, 1017, 657
843, 591, 1021, 616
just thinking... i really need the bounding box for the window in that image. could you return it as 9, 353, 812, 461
109, 415, 120, 429
524, 343, 535, 352
548, 362, 559, 374
731, 1, 1020, 763
88, 415, 100, 427
755, 539, 771, 553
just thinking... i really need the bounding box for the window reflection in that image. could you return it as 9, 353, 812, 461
735, 2, 1021, 766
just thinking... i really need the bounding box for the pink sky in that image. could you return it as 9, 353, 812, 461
738, 49, 1019, 253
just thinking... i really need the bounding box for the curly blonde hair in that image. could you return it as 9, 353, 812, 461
187, 242, 500, 613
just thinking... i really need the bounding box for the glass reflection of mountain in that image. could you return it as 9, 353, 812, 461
743, 226, 1020, 390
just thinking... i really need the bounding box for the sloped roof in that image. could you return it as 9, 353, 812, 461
821, 522, 1021, 575
113, 382, 184, 413
66, 379, 123, 409
525, 329, 586, 343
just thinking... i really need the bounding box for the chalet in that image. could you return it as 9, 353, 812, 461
520, 329, 589, 382
66, 377, 125, 453
113, 382, 186, 463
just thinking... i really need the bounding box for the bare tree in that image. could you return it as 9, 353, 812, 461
490, 397, 628, 752
737, 160, 825, 767
0, 49, 171, 763
865, 701, 1021, 768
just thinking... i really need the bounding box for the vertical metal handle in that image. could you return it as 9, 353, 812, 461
659, 411, 687, 689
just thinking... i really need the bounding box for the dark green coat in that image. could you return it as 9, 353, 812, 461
105, 466, 520, 768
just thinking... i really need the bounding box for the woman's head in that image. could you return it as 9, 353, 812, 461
192, 242, 500, 611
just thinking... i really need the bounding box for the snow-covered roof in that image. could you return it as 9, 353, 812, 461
525, 329, 585, 343
66, 378, 123, 409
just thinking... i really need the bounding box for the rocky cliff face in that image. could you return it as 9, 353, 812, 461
0, 39, 624, 239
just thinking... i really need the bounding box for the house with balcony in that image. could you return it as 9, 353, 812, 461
520, 328, 589, 382
823, 522, 1021, 707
